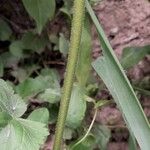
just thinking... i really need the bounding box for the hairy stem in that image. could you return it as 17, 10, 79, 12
53, 0, 85, 149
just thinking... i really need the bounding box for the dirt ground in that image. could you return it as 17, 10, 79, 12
93, 0, 150, 149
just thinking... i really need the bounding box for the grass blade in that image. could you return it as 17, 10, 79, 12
86, 1, 150, 150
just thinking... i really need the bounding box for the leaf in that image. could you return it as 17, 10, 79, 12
70, 134, 96, 150
38, 88, 61, 103
9, 41, 24, 58
128, 131, 137, 150
0, 79, 27, 117
0, 52, 20, 68
22, 0, 56, 33
21, 32, 48, 53
40, 68, 60, 82
0, 118, 48, 150
86, 1, 150, 150
91, 125, 110, 149
16, 76, 50, 99
66, 84, 86, 129
11, 68, 27, 83
28, 108, 49, 124
76, 15, 92, 86
94, 100, 112, 108
121, 45, 150, 69
37, 69, 61, 103
49, 104, 59, 124
0, 112, 12, 129
63, 127, 74, 140
59, 33, 69, 56
0, 19, 12, 41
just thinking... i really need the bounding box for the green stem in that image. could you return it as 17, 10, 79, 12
71, 109, 98, 149
53, 0, 85, 150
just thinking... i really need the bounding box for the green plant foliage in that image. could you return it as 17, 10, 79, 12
0, 79, 48, 150
70, 134, 96, 150
128, 131, 137, 150
91, 125, 111, 149
28, 108, 49, 124
20, 32, 48, 53
63, 127, 74, 140
38, 88, 61, 103
0, 52, 20, 68
0, 118, 48, 150
76, 15, 92, 87
0, 19, 12, 41
66, 84, 86, 129
0, 112, 12, 130
9, 41, 24, 58
0, 79, 26, 117
10, 31, 48, 57
22, 0, 56, 33
121, 45, 150, 69
16, 76, 49, 99
86, 1, 150, 149
59, 33, 69, 56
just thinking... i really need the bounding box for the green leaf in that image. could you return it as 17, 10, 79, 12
28, 108, 49, 124
70, 134, 96, 150
16, 76, 49, 99
121, 45, 150, 69
9, 41, 24, 58
40, 68, 60, 82
22, 32, 48, 53
0, 52, 20, 68
0, 112, 12, 129
76, 15, 92, 86
49, 104, 59, 124
0, 118, 48, 150
63, 127, 74, 140
66, 84, 86, 129
0, 79, 27, 117
38, 88, 61, 103
86, 1, 150, 150
128, 131, 137, 150
91, 125, 110, 149
11, 68, 27, 83
0, 19, 12, 41
22, 0, 56, 33
94, 100, 112, 108
59, 33, 69, 56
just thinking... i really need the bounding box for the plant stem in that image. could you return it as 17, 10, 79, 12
71, 109, 98, 149
53, 0, 85, 150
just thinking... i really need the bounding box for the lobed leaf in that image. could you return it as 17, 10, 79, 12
0, 118, 49, 150
28, 108, 49, 124
0, 79, 27, 117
